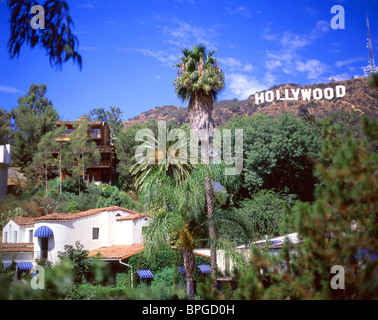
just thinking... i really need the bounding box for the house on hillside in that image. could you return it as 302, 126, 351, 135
53, 120, 116, 183
1, 206, 149, 280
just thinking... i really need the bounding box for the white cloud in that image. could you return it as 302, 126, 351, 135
295, 59, 328, 79
227, 74, 267, 100
335, 57, 365, 68
0, 85, 22, 94
161, 19, 217, 49
134, 49, 178, 66
218, 57, 254, 72
262, 20, 330, 81
224, 6, 252, 18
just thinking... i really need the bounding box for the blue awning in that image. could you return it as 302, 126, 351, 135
2, 262, 11, 269
137, 269, 153, 279
16, 262, 33, 270
197, 264, 212, 273
177, 266, 185, 275
34, 226, 53, 237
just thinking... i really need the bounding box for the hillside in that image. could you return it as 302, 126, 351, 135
124, 77, 378, 127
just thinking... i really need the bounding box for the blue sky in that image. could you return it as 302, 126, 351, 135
0, 0, 377, 121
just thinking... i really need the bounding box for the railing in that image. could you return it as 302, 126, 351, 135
96, 145, 112, 153
88, 160, 111, 168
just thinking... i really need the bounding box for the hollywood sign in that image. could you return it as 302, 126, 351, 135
255, 85, 346, 104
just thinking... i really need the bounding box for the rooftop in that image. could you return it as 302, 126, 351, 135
88, 243, 143, 260
0, 243, 34, 252
11, 217, 37, 226
35, 206, 143, 222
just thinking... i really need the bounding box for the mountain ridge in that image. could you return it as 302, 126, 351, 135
124, 77, 378, 127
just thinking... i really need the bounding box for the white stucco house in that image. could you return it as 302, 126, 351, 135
193, 232, 302, 280
1, 206, 149, 279
0, 144, 11, 198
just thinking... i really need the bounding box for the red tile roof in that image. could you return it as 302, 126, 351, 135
116, 212, 148, 221
0, 243, 34, 252
10, 217, 37, 226
35, 206, 143, 221
88, 243, 143, 260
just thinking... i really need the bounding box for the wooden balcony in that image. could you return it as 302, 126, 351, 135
88, 160, 111, 168
96, 145, 112, 153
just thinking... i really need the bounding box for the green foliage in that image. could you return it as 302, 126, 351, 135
7, 0, 82, 69
130, 122, 193, 191
0, 207, 27, 230
115, 119, 159, 190
66, 201, 80, 213
26, 126, 66, 193
57, 241, 112, 286
11, 84, 59, 169
0, 108, 11, 145
222, 113, 321, 201
222, 190, 289, 245
89, 106, 124, 137
234, 117, 378, 300
174, 44, 225, 102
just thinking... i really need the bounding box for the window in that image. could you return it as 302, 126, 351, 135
92, 228, 99, 240
4, 232, 7, 243
29, 230, 33, 243
13, 231, 17, 243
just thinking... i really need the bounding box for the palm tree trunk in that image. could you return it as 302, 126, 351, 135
183, 248, 196, 300
189, 90, 218, 289
205, 176, 217, 288
189, 91, 214, 145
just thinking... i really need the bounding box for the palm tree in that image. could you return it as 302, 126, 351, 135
174, 44, 225, 287
129, 122, 192, 191
174, 45, 225, 144
141, 167, 249, 300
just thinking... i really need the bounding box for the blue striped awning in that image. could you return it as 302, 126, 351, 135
16, 262, 33, 270
197, 264, 212, 273
137, 269, 153, 279
177, 266, 185, 275
34, 226, 53, 237
2, 262, 11, 269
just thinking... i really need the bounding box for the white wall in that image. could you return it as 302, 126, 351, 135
0, 145, 11, 198
33, 209, 148, 264
2, 220, 21, 243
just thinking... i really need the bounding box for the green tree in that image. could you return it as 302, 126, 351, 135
115, 120, 158, 190
57, 241, 93, 285
235, 117, 378, 300
141, 167, 248, 300
65, 117, 100, 194
129, 121, 192, 191
0, 108, 11, 145
7, 0, 82, 69
223, 113, 321, 201
174, 44, 225, 143
89, 106, 124, 137
26, 126, 66, 194
226, 190, 289, 244
174, 44, 226, 288
11, 84, 59, 169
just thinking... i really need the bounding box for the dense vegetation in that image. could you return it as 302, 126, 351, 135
0, 75, 377, 300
